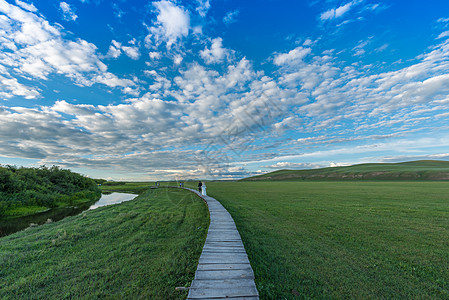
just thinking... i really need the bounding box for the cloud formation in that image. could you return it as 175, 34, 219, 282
146, 1, 190, 49
107, 40, 140, 60
14, 0, 37, 12
0, 74, 40, 99
200, 37, 229, 64
262, 162, 322, 169
223, 10, 239, 25
320, 1, 356, 21
0, 0, 135, 98
1, 0, 449, 180
60, 2, 77, 22
196, 0, 210, 17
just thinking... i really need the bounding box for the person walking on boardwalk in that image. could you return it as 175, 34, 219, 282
198, 181, 202, 193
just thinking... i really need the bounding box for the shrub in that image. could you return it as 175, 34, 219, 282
0, 165, 101, 217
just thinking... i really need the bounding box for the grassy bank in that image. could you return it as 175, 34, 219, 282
207, 181, 449, 299
100, 181, 154, 194
0, 165, 100, 218
0, 187, 208, 299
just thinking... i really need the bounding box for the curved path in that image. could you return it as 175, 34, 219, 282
184, 188, 259, 300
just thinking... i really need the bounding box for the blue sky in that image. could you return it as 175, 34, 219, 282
1, 0, 449, 180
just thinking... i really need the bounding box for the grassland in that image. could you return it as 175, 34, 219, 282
100, 181, 155, 194
245, 160, 449, 181
207, 181, 449, 299
0, 187, 208, 299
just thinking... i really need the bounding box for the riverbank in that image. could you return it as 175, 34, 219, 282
100, 181, 154, 194
0, 165, 101, 219
0, 188, 209, 299
0, 181, 148, 237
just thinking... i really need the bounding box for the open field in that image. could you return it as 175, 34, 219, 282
100, 181, 155, 194
245, 160, 449, 181
207, 181, 449, 299
0, 188, 208, 299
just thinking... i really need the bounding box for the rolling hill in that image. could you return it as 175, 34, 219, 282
243, 160, 449, 181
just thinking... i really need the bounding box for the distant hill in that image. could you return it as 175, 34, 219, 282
242, 160, 449, 181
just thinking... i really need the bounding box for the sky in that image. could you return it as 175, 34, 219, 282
1, 0, 449, 181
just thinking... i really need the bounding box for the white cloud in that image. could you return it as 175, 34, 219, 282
375, 44, 388, 52
320, 1, 354, 21
60, 2, 78, 22
106, 40, 140, 60
223, 10, 239, 25
437, 31, 449, 39
366, 3, 379, 11
112, 3, 125, 19
14, 0, 37, 12
330, 162, 351, 167
122, 46, 140, 60
262, 162, 322, 169
353, 39, 370, 56
107, 41, 122, 58
0, 74, 40, 99
273, 47, 311, 65
200, 37, 229, 64
273, 37, 449, 139
94, 73, 135, 88
149, 51, 161, 59
196, 0, 210, 17
303, 39, 313, 46
146, 1, 190, 49
173, 54, 183, 65
0, 1, 135, 93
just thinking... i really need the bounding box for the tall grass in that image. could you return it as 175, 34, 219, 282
0, 188, 208, 299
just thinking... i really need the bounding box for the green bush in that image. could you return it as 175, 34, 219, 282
0, 165, 101, 217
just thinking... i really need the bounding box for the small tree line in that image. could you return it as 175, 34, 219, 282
0, 165, 101, 217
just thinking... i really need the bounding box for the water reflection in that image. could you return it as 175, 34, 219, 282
0, 204, 92, 237
89, 193, 137, 210
0, 192, 137, 237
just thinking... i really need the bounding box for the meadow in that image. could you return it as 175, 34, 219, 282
0, 187, 208, 299
3, 179, 448, 299
246, 160, 449, 181
100, 181, 155, 194
206, 181, 449, 299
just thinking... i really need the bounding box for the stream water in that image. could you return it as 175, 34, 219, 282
0, 192, 137, 237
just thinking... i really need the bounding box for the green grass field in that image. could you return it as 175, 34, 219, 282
100, 181, 155, 194
207, 181, 449, 299
0, 187, 208, 299
245, 160, 449, 181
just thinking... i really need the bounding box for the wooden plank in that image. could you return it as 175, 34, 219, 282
188, 286, 259, 299
199, 256, 250, 265
201, 248, 249, 255
188, 297, 259, 300
206, 233, 241, 240
197, 263, 253, 271
195, 269, 254, 280
183, 187, 259, 300
204, 241, 244, 247
201, 248, 247, 253
190, 278, 256, 289
200, 252, 249, 259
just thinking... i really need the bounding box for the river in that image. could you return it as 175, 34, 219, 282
0, 192, 137, 237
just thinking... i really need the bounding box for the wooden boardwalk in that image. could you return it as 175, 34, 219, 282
185, 188, 259, 300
